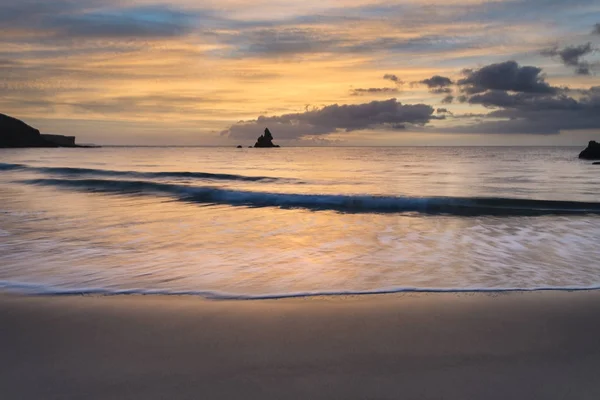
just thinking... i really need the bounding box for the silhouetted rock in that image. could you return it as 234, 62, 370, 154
254, 128, 280, 148
0, 113, 86, 148
41, 134, 76, 147
0, 113, 57, 148
579, 141, 600, 160
237, 145, 243, 148
593, 162, 600, 165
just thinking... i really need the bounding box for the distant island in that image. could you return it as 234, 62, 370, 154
253, 128, 280, 148
0, 113, 93, 148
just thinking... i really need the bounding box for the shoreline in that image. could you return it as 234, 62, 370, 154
4, 283, 600, 300
3, 291, 600, 399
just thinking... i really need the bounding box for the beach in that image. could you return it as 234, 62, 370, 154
2, 291, 600, 399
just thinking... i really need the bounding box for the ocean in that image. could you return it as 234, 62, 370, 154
1, 146, 600, 298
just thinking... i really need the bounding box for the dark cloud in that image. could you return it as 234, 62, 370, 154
416, 75, 454, 94
419, 75, 453, 88
221, 99, 439, 140
350, 87, 400, 96
467, 90, 581, 110
445, 60, 600, 134
436, 108, 453, 116
541, 43, 595, 75
457, 61, 557, 94
441, 95, 454, 104
383, 74, 403, 85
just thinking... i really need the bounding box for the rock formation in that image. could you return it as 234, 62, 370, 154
0, 113, 57, 147
0, 113, 86, 148
579, 141, 600, 160
254, 128, 280, 148
41, 134, 76, 147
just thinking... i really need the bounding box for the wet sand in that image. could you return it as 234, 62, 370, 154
2, 291, 600, 399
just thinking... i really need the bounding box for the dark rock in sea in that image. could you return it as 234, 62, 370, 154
579, 141, 600, 160
237, 145, 243, 148
254, 128, 280, 148
0, 113, 88, 148
593, 162, 600, 165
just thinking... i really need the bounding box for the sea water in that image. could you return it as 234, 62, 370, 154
1, 146, 600, 298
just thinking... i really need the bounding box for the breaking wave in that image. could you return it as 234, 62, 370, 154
0, 162, 286, 182
19, 177, 600, 216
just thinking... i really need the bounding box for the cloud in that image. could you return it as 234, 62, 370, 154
0, 1, 202, 40
541, 42, 595, 75
211, 26, 507, 58
467, 90, 580, 110
436, 108, 453, 116
457, 61, 557, 94
213, 28, 345, 57
593, 23, 600, 35
441, 95, 454, 104
0, 93, 235, 117
419, 75, 453, 89
221, 98, 439, 140
0, 1, 82, 25
48, 6, 198, 39
383, 74, 403, 85
350, 87, 400, 96
416, 75, 454, 94
444, 60, 600, 134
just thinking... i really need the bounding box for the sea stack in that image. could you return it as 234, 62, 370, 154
254, 128, 280, 148
579, 141, 600, 160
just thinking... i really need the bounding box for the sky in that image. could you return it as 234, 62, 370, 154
1, 0, 599, 146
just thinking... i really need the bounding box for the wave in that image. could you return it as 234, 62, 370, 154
0, 162, 25, 171
1, 280, 600, 299
19, 177, 600, 216
0, 162, 285, 182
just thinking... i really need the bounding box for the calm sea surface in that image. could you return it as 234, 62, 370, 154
1, 146, 600, 298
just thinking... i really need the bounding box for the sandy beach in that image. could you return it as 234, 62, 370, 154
2, 292, 600, 399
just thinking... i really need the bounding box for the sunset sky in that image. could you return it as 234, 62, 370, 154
1, 0, 599, 145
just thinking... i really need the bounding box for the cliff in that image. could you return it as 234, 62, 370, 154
0, 113, 58, 148
0, 113, 81, 148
